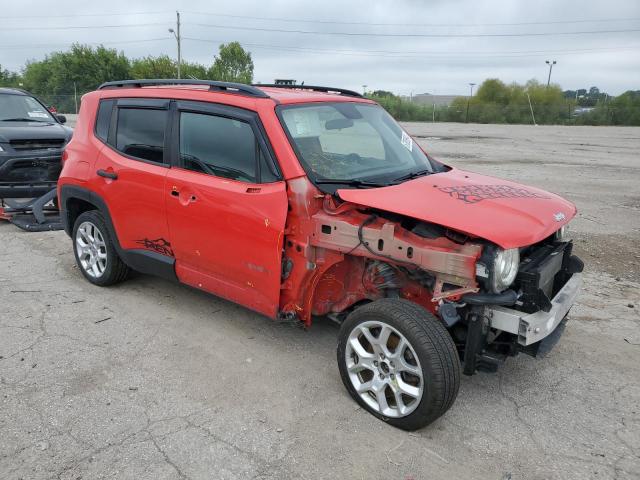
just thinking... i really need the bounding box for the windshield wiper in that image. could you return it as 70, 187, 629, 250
1, 117, 50, 122
393, 168, 432, 183
315, 178, 392, 188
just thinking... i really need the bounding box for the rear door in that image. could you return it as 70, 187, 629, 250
165, 100, 287, 317
94, 98, 171, 252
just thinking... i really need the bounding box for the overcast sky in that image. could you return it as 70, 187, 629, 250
2, 0, 639, 95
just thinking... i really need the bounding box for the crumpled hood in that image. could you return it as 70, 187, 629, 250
337, 168, 576, 249
0, 121, 72, 143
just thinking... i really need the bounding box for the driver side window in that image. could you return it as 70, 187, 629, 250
179, 112, 258, 183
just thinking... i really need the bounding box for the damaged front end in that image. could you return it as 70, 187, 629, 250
458, 238, 584, 374
279, 177, 583, 375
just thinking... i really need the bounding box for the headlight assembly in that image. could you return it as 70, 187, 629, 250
554, 224, 570, 242
490, 248, 520, 293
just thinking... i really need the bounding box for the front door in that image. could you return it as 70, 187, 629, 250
166, 101, 287, 317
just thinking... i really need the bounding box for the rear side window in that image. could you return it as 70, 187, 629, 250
179, 112, 258, 183
95, 99, 114, 142
115, 108, 167, 163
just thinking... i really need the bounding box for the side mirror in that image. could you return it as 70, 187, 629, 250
56, 114, 67, 124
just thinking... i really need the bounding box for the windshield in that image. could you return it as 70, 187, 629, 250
0, 93, 55, 122
278, 102, 439, 189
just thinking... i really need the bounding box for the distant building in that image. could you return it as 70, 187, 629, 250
403, 93, 460, 106
274, 79, 297, 86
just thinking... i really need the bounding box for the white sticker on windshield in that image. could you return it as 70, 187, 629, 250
28, 111, 49, 118
401, 131, 413, 152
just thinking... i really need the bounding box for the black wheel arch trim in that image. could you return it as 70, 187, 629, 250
60, 184, 178, 282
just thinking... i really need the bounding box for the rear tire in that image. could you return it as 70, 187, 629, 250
337, 298, 460, 430
72, 210, 129, 286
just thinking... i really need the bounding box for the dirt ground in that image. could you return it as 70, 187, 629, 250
1, 122, 639, 480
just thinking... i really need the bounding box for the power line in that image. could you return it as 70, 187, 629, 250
1, 22, 169, 31
2, 34, 635, 58
183, 11, 640, 28
186, 22, 640, 37
0, 38, 171, 50
1, 11, 170, 19
3, 8, 637, 27
1, 19, 637, 37
183, 37, 640, 58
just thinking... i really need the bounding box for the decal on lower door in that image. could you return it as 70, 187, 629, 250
135, 238, 174, 257
438, 184, 550, 204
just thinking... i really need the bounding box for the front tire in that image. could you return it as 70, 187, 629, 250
72, 210, 129, 286
337, 298, 460, 430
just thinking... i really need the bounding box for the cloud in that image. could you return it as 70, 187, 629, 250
2, 0, 639, 94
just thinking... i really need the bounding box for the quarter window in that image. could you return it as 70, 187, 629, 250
95, 99, 114, 142
179, 112, 259, 183
115, 108, 167, 163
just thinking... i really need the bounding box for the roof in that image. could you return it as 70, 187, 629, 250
95, 80, 373, 106
258, 86, 372, 104
0, 88, 28, 96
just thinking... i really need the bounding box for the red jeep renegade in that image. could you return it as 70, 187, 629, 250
58, 80, 583, 430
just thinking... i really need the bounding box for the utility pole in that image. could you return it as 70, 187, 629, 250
526, 92, 537, 126
545, 60, 556, 87
169, 11, 182, 79
73, 82, 78, 114
465, 83, 475, 123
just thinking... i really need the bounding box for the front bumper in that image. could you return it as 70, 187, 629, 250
0, 152, 62, 198
485, 273, 582, 346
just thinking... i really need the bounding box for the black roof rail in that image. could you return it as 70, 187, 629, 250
255, 84, 363, 98
97, 79, 270, 98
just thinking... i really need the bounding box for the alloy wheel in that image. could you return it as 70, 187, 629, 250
345, 320, 424, 418
75, 221, 108, 278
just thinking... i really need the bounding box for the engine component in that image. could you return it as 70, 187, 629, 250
461, 289, 518, 306
365, 261, 401, 297
439, 302, 461, 327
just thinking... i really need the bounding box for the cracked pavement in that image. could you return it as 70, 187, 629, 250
1, 123, 640, 479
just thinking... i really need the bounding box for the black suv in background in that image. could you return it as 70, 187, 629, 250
0, 88, 72, 199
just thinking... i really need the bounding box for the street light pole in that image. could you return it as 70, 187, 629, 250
545, 60, 556, 87
465, 82, 476, 123
169, 11, 182, 79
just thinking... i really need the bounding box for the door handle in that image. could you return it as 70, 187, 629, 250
97, 169, 117, 180
170, 189, 196, 203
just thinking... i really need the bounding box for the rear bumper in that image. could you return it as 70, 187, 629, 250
486, 273, 582, 346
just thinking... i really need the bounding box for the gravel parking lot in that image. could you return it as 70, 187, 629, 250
1, 122, 639, 480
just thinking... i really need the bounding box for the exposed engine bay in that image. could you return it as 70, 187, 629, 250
279, 177, 583, 375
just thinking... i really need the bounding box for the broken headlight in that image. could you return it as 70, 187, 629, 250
554, 224, 570, 242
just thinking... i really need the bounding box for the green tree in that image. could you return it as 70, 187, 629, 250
370, 90, 397, 98
475, 78, 509, 105
0, 65, 21, 87
606, 90, 640, 125
130, 55, 210, 80
130, 55, 177, 78
181, 61, 210, 80
208, 42, 254, 84
21, 44, 130, 111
